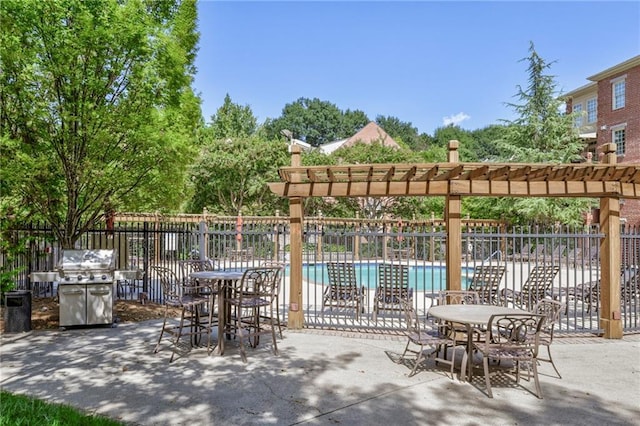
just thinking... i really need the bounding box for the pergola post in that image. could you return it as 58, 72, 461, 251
599, 143, 622, 338
288, 145, 304, 329
446, 140, 462, 291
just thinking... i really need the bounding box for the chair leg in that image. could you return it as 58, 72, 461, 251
275, 295, 283, 339
154, 306, 170, 354
410, 344, 425, 377
483, 356, 493, 398
401, 341, 412, 359
270, 313, 279, 356
546, 345, 562, 378
460, 350, 468, 382
170, 307, 188, 363
532, 360, 543, 399
448, 344, 457, 379
236, 313, 248, 363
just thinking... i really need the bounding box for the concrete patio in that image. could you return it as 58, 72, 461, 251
1, 322, 639, 425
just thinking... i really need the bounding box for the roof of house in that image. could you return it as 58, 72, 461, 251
588, 55, 640, 82
319, 122, 400, 154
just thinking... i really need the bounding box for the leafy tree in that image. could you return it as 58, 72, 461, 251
470, 124, 508, 161
263, 97, 369, 147
188, 137, 290, 215
342, 109, 370, 138
375, 115, 422, 151
0, 0, 200, 248
491, 42, 592, 225
207, 94, 257, 139
432, 125, 478, 161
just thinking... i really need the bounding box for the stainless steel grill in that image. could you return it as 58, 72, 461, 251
32, 249, 118, 327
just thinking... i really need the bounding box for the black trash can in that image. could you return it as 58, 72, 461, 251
3, 290, 32, 333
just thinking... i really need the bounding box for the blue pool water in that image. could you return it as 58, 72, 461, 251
286, 263, 471, 290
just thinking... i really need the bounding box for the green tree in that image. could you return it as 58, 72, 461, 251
324, 142, 428, 220
432, 125, 478, 161
492, 42, 592, 225
0, 0, 200, 248
188, 137, 289, 215
264, 97, 369, 147
470, 124, 508, 161
207, 94, 257, 138
498, 42, 585, 163
375, 115, 423, 151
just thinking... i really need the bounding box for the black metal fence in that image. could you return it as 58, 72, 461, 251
2, 216, 638, 334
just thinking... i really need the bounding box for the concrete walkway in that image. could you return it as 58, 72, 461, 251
1, 322, 639, 425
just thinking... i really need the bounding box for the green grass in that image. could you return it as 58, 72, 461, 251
0, 391, 126, 426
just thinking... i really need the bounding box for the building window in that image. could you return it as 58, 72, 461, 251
612, 126, 626, 155
587, 98, 597, 123
612, 77, 626, 110
573, 103, 583, 127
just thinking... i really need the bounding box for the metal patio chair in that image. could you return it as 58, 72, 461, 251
531, 298, 565, 378
260, 261, 287, 338
373, 264, 412, 321
470, 313, 545, 398
467, 265, 506, 305
400, 298, 458, 378
224, 266, 282, 363
565, 266, 638, 313
152, 266, 211, 363
323, 262, 367, 320
501, 265, 560, 310
179, 258, 219, 330
436, 290, 484, 353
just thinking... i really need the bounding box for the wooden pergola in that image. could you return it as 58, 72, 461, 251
268, 141, 640, 338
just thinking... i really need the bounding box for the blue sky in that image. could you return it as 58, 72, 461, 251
194, 1, 640, 135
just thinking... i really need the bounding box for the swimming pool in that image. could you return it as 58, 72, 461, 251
287, 262, 472, 290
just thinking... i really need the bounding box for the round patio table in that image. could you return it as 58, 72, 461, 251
428, 304, 525, 381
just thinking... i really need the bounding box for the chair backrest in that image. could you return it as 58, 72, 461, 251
485, 314, 544, 354
437, 290, 480, 305
532, 298, 564, 334
239, 266, 282, 299
522, 265, 560, 300
152, 266, 183, 305
400, 298, 421, 335
467, 265, 506, 303
378, 264, 410, 298
327, 262, 358, 292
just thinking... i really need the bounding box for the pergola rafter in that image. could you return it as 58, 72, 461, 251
271, 162, 640, 198
269, 141, 639, 339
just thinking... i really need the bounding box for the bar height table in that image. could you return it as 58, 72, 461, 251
190, 269, 245, 356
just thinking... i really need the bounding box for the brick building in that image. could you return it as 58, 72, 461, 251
565, 55, 640, 227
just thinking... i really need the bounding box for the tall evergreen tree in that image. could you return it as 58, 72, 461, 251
492, 42, 592, 225
498, 42, 585, 163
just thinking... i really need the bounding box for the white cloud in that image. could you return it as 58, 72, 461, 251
442, 112, 470, 127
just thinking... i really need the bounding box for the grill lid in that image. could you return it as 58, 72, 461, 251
57, 249, 116, 273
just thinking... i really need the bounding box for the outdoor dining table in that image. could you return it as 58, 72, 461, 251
428, 304, 526, 381
190, 269, 246, 356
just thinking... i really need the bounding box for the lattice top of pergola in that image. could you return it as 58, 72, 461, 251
270, 162, 640, 198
